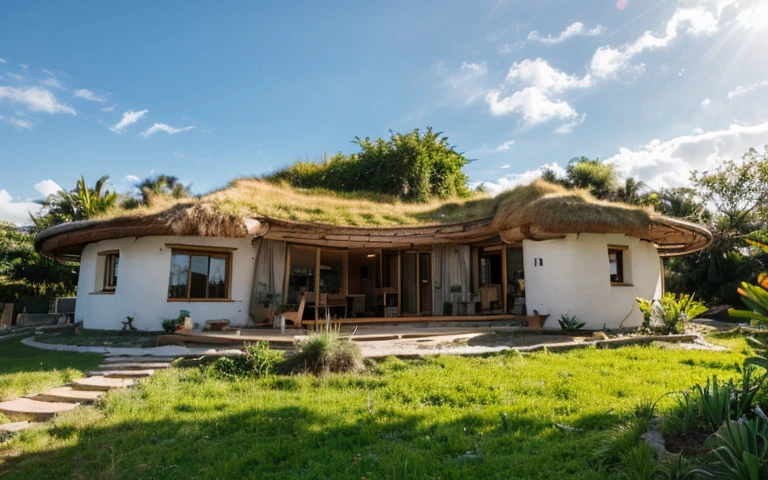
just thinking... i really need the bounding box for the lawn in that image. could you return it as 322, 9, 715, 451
0, 337, 102, 403
0, 334, 752, 479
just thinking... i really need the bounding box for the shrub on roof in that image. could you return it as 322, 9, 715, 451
264, 127, 471, 202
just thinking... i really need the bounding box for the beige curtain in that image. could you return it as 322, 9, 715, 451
249, 239, 287, 320
432, 244, 470, 315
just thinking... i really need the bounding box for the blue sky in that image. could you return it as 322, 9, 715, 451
1, 0, 767, 223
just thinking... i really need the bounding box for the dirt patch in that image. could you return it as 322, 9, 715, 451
466, 332, 585, 347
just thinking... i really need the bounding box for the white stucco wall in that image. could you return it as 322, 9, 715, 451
75, 236, 256, 331
523, 233, 662, 330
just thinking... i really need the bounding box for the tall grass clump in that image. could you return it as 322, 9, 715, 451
207, 341, 283, 378
290, 330, 364, 374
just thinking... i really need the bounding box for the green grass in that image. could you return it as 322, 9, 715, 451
0, 336, 752, 479
0, 338, 102, 403
34, 329, 160, 348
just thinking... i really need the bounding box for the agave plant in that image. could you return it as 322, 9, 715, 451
636, 293, 707, 334
703, 414, 768, 480
729, 274, 768, 325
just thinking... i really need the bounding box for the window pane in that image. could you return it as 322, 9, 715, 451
189, 255, 209, 298
609, 252, 618, 276
208, 256, 228, 298
110, 256, 119, 286
168, 254, 190, 299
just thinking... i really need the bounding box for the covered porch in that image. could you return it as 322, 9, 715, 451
250, 239, 534, 328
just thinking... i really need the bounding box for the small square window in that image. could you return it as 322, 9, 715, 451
103, 253, 119, 291
608, 249, 624, 284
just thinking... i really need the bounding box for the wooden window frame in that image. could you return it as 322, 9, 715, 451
608, 246, 627, 285
98, 250, 119, 292
167, 248, 233, 302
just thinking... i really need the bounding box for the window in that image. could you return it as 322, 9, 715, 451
608, 247, 625, 284
101, 252, 119, 291
168, 248, 231, 301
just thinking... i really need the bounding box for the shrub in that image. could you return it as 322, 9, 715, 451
636, 293, 707, 335
729, 273, 768, 326
208, 341, 283, 378
703, 415, 768, 479
558, 313, 585, 331
162, 318, 182, 333
289, 330, 364, 374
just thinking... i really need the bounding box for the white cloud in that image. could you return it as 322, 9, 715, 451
485, 58, 590, 126
486, 87, 578, 124
0, 179, 61, 224
727, 80, 768, 99
554, 113, 586, 134
138, 123, 195, 138
40, 75, 65, 90
460, 61, 488, 75
733, 1, 768, 30
701, 98, 711, 107
479, 162, 567, 196
528, 22, 605, 44
437, 60, 490, 107
496, 140, 515, 151
110, 109, 148, 133
3, 116, 36, 130
590, 3, 731, 78
7, 72, 25, 81
124, 174, 140, 183
0, 58, 6, 63
101, 104, 116, 112
34, 179, 62, 198
0, 86, 76, 115
74, 89, 107, 102
605, 121, 768, 189
500, 164, 511, 169
0, 190, 40, 224
506, 58, 593, 93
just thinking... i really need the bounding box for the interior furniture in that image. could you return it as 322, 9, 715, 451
375, 287, 398, 317
346, 294, 366, 317
319, 293, 347, 320
480, 284, 500, 311
282, 294, 306, 328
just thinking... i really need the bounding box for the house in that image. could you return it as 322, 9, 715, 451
34, 179, 711, 331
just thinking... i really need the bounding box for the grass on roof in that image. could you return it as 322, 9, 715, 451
101, 178, 501, 227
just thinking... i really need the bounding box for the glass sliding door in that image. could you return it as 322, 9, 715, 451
419, 253, 432, 315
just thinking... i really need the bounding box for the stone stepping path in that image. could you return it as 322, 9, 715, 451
97, 362, 171, 370
88, 369, 156, 378
70, 376, 135, 391
0, 421, 31, 433
0, 398, 79, 422
33, 387, 104, 404
0, 354, 176, 436
102, 356, 177, 363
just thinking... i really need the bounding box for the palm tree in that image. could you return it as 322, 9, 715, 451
36, 175, 118, 224
656, 188, 705, 221
136, 174, 191, 205
614, 177, 648, 205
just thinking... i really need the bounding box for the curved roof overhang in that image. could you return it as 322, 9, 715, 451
35, 212, 712, 261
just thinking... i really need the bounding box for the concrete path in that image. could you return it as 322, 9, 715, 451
21, 336, 242, 356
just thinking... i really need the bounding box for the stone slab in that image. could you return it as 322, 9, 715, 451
71, 376, 134, 391
97, 362, 171, 370
88, 370, 155, 378
0, 398, 77, 421
102, 356, 177, 363
0, 421, 31, 433
33, 387, 104, 404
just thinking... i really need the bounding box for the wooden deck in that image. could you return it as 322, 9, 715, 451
156, 314, 548, 347
302, 314, 547, 328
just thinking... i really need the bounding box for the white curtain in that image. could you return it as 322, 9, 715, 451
432, 244, 470, 315
249, 239, 287, 316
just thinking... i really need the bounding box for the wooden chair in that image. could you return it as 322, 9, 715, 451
282, 294, 306, 328
319, 293, 347, 320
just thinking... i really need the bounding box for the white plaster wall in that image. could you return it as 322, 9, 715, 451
75, 236, 257, 330
523, 233, 662, 330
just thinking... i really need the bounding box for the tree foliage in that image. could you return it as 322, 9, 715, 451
265, 127, 471, 202
665, 146, 768, 306
32, 175, 118, 230
133, 174, 192, 206
0, 222, 78, 303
